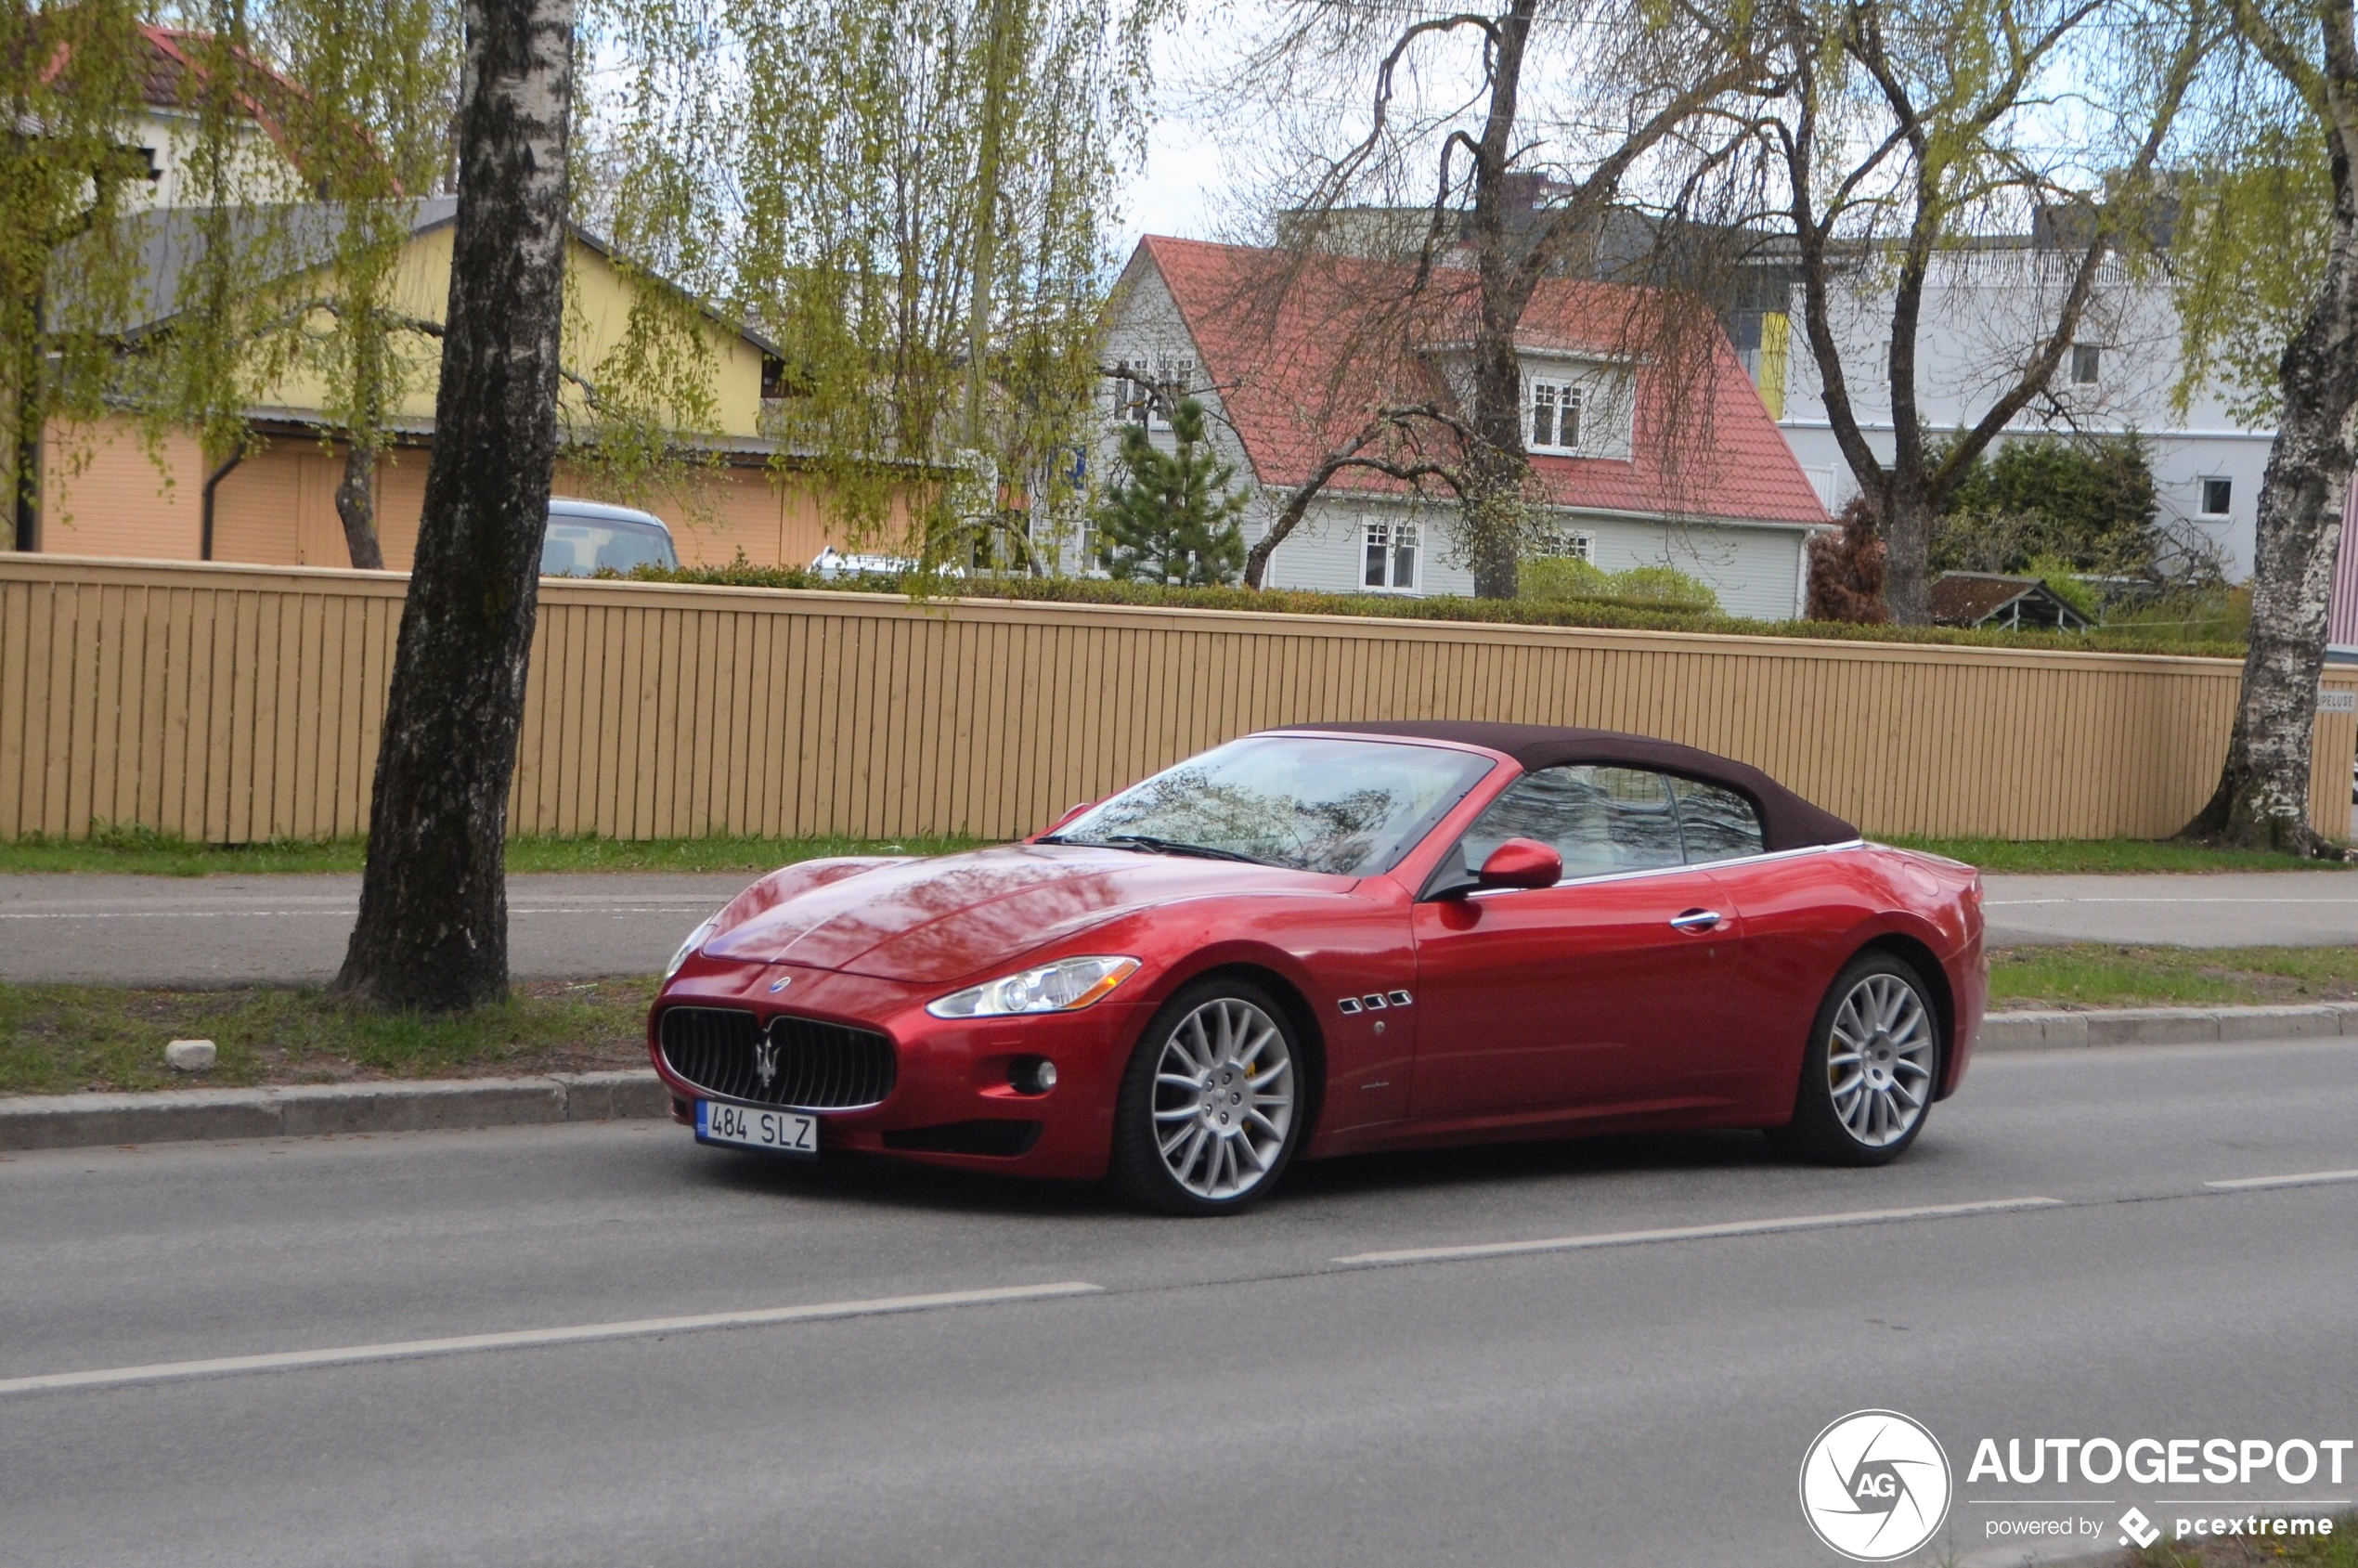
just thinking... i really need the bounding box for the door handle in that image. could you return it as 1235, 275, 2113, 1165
1669, 909, 1722, 932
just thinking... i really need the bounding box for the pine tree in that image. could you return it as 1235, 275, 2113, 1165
1095, 396, 1249, 585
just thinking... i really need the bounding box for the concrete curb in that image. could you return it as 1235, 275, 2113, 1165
1976, 1002, 2358, 1052
6, 1003, 2355, 1153
0, 1069, 671, 1153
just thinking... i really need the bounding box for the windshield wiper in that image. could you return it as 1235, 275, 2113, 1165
1043, 833, 1277, 866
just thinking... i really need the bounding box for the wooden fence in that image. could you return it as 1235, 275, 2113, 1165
4, 553, 2352, 846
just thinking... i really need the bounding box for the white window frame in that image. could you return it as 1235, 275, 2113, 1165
1110, 358, 1195, 431
1527, 376, 1586, 454
2198, 475, 2233, 517
1363, 518, 1420, 592
1535, 526, 1595, 562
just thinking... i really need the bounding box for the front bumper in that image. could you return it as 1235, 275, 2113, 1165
651, 957, 1147, 1181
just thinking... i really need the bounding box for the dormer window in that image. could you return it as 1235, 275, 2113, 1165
1530, 378, 1583, 454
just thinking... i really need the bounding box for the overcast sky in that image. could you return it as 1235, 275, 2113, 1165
1116, 29, 1242, 252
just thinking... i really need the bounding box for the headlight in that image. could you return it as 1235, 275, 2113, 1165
926, 955, 1141, 1018
664, 915, 721, 981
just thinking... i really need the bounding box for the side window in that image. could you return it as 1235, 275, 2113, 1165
1671, 776, 1765, 863
1458, 765, 1683, 878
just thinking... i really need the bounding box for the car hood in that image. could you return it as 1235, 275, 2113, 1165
701, 844, 1347, 984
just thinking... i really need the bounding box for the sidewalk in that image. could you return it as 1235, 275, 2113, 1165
0, 872, 746, 985
6, 867, 2358, 988
1982, 871, 2358, 946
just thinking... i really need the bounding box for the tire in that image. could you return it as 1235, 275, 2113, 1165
1107, 976, 1306, 1215
1769, 951, 1940, 1167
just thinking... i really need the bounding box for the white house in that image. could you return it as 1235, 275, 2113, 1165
1093, 237, 1830, 619
1773, 240, 2272, 578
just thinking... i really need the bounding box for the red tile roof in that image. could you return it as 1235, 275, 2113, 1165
1130, 235, 1828, 526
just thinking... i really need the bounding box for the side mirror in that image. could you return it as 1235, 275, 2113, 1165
1477, 837, 1563, 890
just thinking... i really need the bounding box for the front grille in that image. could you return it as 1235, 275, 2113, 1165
658, 1006, 898, 1109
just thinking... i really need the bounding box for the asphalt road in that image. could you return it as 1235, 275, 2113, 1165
4, 1036, 2353, 1567
4, 866, 2355, 985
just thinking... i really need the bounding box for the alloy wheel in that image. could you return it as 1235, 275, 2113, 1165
1826, 972, 1936, 1147
1148, 996, 1293, 1200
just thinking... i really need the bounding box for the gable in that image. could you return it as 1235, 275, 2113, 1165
1133, 235, 1827, 527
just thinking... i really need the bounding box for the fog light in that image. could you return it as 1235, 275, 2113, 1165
1009, 1056, 1057, 1095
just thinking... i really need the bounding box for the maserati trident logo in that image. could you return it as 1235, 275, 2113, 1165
752, 1038, 779, 1090
1799, 1409, 1953, 1562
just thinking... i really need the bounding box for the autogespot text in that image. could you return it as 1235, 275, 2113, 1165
1966, 1435, 2352, 1486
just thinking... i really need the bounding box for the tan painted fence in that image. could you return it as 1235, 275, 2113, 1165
4, 553, 2353, 846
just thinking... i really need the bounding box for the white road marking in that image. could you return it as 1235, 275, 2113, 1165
0, 1282, 1103, 1396
1330, 1198, 2063, 1267
2205, 1168, 2358, 1191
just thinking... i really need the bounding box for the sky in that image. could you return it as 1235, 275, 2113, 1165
1122, 109, 1227, 248
1114, 30, 1242, 252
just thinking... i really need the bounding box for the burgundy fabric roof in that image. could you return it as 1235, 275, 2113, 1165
1287, 720, 1859, 851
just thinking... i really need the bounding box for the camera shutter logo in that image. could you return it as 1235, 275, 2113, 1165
1798, 1409, 1952, 1562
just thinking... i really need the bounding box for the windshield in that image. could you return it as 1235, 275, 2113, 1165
541, 519, 677, 577
1048, 735, 1496, 876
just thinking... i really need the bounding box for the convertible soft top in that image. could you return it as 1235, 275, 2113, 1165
1286, 720, 1860, 853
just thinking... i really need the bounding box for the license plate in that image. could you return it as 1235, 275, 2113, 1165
694, 1100, 819, 1158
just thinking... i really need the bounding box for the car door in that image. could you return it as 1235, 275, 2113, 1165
1408, 765, 1747, 1121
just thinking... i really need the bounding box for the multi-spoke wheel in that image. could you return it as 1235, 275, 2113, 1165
1109, 978, 1304, 1214
1770, 952, 1940, 1167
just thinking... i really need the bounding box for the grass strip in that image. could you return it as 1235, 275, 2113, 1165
0, 978, 655, 1096
1888, 836, 2353, 875
1990, 944, 2358, 1010
0, 826, 990, 877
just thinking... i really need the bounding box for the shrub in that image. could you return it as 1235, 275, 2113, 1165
617, 560, 2243, 656
1520, 556, 1720, 613
1807, 498, 1891, 623
2021, 552, 2104, 621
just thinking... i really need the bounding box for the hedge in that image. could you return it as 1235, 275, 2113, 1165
619, 562, 2248, 660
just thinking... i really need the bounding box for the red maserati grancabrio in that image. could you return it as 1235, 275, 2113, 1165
650, 722, 1986, 1214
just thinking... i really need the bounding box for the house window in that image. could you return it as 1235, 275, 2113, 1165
2070, 344, 2101, 385
1529, 379, 1584, 453
1535, 526, 1594, 562
2201, 476, 2233, 517
1364, 519, 1419, 591
1112, 358, 1193, 430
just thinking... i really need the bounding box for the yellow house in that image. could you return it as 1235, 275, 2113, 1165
31, 196, 850, 572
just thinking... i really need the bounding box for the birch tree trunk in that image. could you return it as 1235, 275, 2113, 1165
334, 0, 574, 1010
335, 443, 387, 570
2182, 0, 2358, 855
2184, 90, 2358, 848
